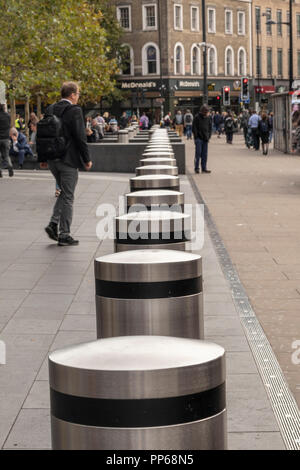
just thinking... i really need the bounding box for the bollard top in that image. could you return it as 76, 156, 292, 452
95, 248, 201, 282
115, 210, 190, 234
140, 158, 176, 167
126, 189, 184, 206
49, 336, 225, 399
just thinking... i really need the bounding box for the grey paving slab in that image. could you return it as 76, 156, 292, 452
3, 409, 51, 449
67, 301, 96, 315
23, 381, 50, 409
206, 335, 251, 352
228, 432, 285, 450
59, 314, 96, 332
3, 318, 62, 335
205, 316, 245, 336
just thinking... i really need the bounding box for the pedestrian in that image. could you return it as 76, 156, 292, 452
184, 109, 193, 140
174, 110, 184, 137
139, 112, 149, 130
163, 112, 171, 128
119, 111, 129, 129
248, 109, 261, 151
108, 115, 118, 134
192, 104, 212, 174
0, 104, 14, 178
240, 110, 249, 147
224, 112, 235, 144
39, 81, 92, 246
258, 113, 271, 155
213, 111, 223, 138
9, 127, 33, 169
268, 112, 274, 143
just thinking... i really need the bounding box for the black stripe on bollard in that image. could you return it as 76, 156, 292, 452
115, 231, 191, 243
50, 383, 225, 428
95, 276, 202, 299
130, 185, 180, 192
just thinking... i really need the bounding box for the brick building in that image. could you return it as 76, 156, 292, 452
110, 0, 300, 117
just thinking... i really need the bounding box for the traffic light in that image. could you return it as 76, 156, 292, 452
223, 86, 230, 106
241, 78, 249, 101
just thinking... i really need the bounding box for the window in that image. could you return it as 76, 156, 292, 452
174, 43, 185, 75
191, 46, 200, 75
208, 46, 217, 76
238, 11, 245, 35
267, 48, 272, 76
225, 10, 233, 34
208, 8, 216, 33
255, 7, 261, 34
191, 6, 199, 31
277, 10, 282, 36
121, 45, 133, 75
143, 4, 157, 30
256, 47, 262, 76
142, 43, 160, 75
238, 48, 246, 76
288, 49, 291, 74
117, 6, 131, 31
287, 11, 290, 36
297, 51, 300, 77
174, 4, 183, 30
277, 48, 283, 76
225, 47, 234, 75
266, 9, 272, 35
297, 14, 300, 37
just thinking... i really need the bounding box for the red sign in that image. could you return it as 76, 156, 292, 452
255, 86, 275, 94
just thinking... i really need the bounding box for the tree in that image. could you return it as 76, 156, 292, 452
0, 0, 122, 120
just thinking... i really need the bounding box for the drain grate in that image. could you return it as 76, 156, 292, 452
188, 172, 300, 450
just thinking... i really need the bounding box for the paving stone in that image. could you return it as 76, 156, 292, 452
3, 409, 51, 449
205, 316, 244, 337
59, 314, 96, 332
204, 301, 238, 316
228, 432, 285, 450
23, 381, 50, 409
205, 335, 250, 352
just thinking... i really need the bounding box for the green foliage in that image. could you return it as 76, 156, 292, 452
0, 0, 123, 104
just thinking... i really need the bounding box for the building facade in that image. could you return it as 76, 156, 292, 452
111, 0, 300, 117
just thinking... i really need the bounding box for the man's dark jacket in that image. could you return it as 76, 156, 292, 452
51, 100, 90, 169
192, 113, 212, 142
0, 110, 11, 139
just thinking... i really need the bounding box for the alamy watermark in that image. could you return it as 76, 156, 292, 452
291, 340, 300, 365
0, 340, 6, 365
95, 197, 204, 250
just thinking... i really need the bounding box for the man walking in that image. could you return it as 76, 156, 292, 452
184, 109, 193, 140
41, 81, 92, 246
0, 104, 13, 177
248, 110, 261, 151
192, 105, 212, 174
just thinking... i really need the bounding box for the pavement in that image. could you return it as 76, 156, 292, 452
0, 143, 298, 449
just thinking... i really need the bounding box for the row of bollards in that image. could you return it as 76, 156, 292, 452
49, 126, 227, 450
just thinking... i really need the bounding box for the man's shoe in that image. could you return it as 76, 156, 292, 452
202, 169, 211, 173
195, 169, 200, 174
19, 164, 23, 169
0, 170, 2, 178
58, 235, 79, 246
8, 168, 14, 177
45, 223, 58, 241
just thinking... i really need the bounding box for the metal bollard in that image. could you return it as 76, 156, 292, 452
94, 249, 204, 339
143, 151, 175, 158
136, 165, 178, 176
114, 210, 190, 252
127, 127, 134, 140
118, 130, 129, 143
140, 157, 177, 166
130, 174, 180, 192
125, 189, 184, 213
49, 336, 226, 450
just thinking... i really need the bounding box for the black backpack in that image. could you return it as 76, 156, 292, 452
185, 114, 192, 124
260, 120, 269, 134
36, 104, 71, 162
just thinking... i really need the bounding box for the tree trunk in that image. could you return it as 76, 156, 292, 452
37, 94, 42, 119
9, 96, 16, 126
25, 96, 30, 139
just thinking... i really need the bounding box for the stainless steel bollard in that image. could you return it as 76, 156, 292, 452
130, 174, 180, 192
140, 157, 177, 166
49, 336, 227, 450
118, 130, 129, 143
114, 210, 190, 252
125, 189, 184, 213
94, 249, 204, 339
143, 151, 175, 158
136, 165, 178, 176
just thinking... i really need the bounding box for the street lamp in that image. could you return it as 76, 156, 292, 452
197, 42, 213, 106
266, 0, 293, 91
